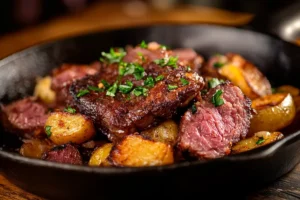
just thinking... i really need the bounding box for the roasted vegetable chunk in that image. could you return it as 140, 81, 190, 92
34, 76, 56, 104
109, 135, 174, 167
89, 143, 113, 167
20, 138, 54, 159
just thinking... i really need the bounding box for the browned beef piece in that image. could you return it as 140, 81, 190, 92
51, 62, 100, 105
70, 62, 204, 142
1, 97, 49, 138
177, 81, 251, 159
43, 144, 82, 165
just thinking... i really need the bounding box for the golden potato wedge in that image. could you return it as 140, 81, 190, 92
276, 85, 300, 97
218, 54, 271, 99
34, 76, 56, 104
20, 139, 54, 159
141, 120, 178, 146
45, 112, 96, 145
250, 93, 296, 134
89, 143, 113, 167
110, 134, 174, 167
232, 131, 284, 154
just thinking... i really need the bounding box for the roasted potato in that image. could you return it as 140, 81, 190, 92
141, 120, 178, 146
89, 143, 113, 167
218, 54, 271, 99
45, 112, 96, 145
20, 138, 54, 158
276, 85, 300, 97
110, 134, 174, 167
249, 93, 296, 134
232, 131, 284, 154
34, 76, 56, 104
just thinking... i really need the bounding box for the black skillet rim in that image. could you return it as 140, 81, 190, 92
0, 23, 300, 174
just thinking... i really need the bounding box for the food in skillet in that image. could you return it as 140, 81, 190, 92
0, 41, 298, 167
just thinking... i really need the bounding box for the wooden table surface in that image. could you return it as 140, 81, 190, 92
0, 2, 299, 200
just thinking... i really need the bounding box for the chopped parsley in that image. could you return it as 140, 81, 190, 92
101, 80, 110, 89
118, 62, 145, 80
64, 106, 76, 114
191, 104, 197, 114
187, 66, 191, 71
100, 48, 126, 64
132, 86, 148, 96
144, 77, 155, 87
140, 40, 148, 49
208, 78, 224, 89
155, 75, 164, 82
154, 56, 178, 68
87, 85, 103, 92
256, 137, 265, 145
211, 89, 224, 107
106, 82, 118, 97
213, 62, 224, 68
180, 78, 189, 86
160, 44, 168, 50
77, 89, 90, 97
45, 126, 52, 137
137, 52, 145, 61
168, 84, 178, 90
133, 64, 145, 80
119, 81, 133, 94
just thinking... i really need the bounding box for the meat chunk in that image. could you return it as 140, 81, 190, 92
51, 62, 100, 105
1, 97, 49, 138
43, 144, 83, 165
70, 62, 204, 142
177, 81, 252, 159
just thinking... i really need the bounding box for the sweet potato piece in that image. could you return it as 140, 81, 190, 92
232, 131, 284, 154
45, 112, 96, 145
89, 143, 113, 167
250, 93, 296, 134
34, 76, 56, 104
109, 135, 174, 167
141, 120, 178, 146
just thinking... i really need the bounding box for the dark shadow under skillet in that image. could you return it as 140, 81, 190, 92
0, 24, 300, 199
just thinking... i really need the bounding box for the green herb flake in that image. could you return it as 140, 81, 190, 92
137, 52, 145, 62
133, 64, 145, 80
213, 62, 224, 68
168, 84, 178, 90
160, 45, 168, 50
64, 107, 76, 114
106, 82, 118, 97
45, 126, 52, 137
154, 56, 178, 68
211, 89, 224, 107
256, 137, 265, 145
100, 48, 126, 64
144, 77, 155, 88
87, 85, 103, 92
119, 81, 133, 94
187, 66, 191, 71
76, 89, 90, 97
191, 104, 197, 114
140, 40, 148, 49
132, 86, 148, 97
208, 78, 224, 89
155, 75, 164, 82
101, 80, 110, 89
180, 78, 189, 86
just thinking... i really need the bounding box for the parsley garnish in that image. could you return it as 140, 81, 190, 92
106, 82, 118, 97
133, 64, 145, 80
118, 63, 145, 80
77, 89, 90, 97
64, 107, 76, 114
100, 48, 126, 64
137, 52, 145, 62
191, 104, 197, 114
88, 85, 103, 92
155, 75, 164, 82
187, 66, 191, 71
154, 56, 178, 68
119, 81, 133, 94
256, 137, 265, 145
180, 78, 189, 86
101, 80, 110, 89
144, 77, 155, 87
208, 78, 224, 89
45, 126, 52, 137
213, 62, 224, 68
168, 85, 178, 90
140, 40, 148, 49
160, 45, 168, 50
211, 89, 224, 107
132, 86, 148, 96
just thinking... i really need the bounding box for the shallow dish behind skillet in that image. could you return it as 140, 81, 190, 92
0, 25, 300, 199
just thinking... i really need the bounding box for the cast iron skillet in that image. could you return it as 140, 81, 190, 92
1, 25, 300, 199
